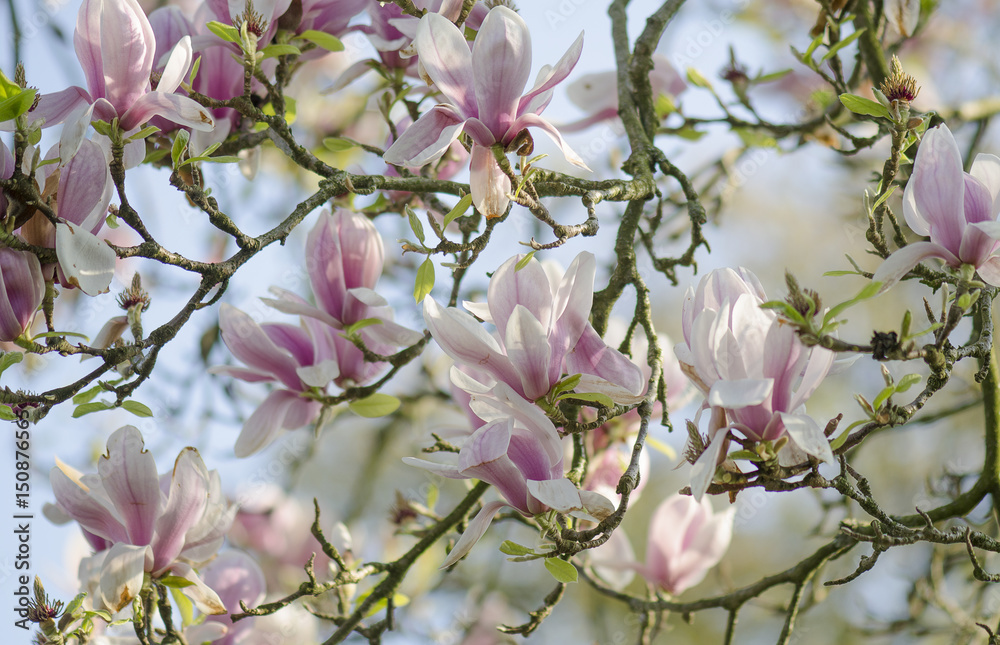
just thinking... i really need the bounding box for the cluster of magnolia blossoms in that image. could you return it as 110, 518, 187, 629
675, 267, 835, 499
213, 209, 422, 457
383, 5, 589, 219
408, 252, 646, 565
46, 426, 235, 616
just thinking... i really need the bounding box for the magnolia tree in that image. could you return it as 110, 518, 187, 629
4, 0, 1000, 643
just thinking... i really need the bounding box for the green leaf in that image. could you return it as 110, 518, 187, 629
821, 27, 866, 62
685, 67, 712, 89
206, 20, 240, 43
871, 384, 896, 412
500, 540, 536, 556
830, 421, 865, 451
839, 93, 892, 120
349, 393, 401, 418
72, 402, 112, 418
188, 54, 202, 86
561, 391, 614, 408
127, 125, 160, 142
426, 483, 438, 510
85, 609, 114, 623
261, 44, 301, 59
654, 93, 676, 118
142, 148, 170, 165
414, 257, 435, 302
299, 29, 345, 52
322, 137, 355, 152
122, 401, 153, 417
441, 193, 473, 229
343, 318, 382, 335
0, 88, 37, 122
728, 449, 763, 462
73, 384, 104, 405
406, 205, 426, 244
894, 373, 921, 394
551, 373, 582, 398
514, 251, 537, 272
760, 300, 806, 325
0, 406, 15, 421
31, 330, 89, 341
62, 593, 87, 620
822, 282, 882, 328
544, 557, 577, 583
823, 269, 863, 276
158, 575, 195, 589
802, 32, 825, 61
0, 350, 24, 377
673, 127, 706, 141
171, 129, 190, 168
753, 68, 793, 84
169, 586, 195, 628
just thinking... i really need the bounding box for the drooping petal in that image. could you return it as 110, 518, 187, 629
440, 499, 509, 568
565, 324, 645, 396
218, 304, 304, 390
97, 426, 161, 546
690, 429, 727, 501
872, 241, 956, 293
120, 90, 215, 132
412, 12, 478, 118
26, 86, 91, 129
169, 562, 228, 615
384, 105, 467, 167
55, 221, 115, 296
99, 542, 153, 612
0, 248, 44, 342
506, 112, 590, 170
458, 419, 530, 513
779, 412, 834, 464
401, 456, 463, 479
469, 144, 510, 219
49, 464, 129, 544
472, 6, 531, 135
158, 35, 194, 94
234, 389, 321, 458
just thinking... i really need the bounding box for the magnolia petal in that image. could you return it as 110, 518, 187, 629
487, 254, 553, 339
59, 101, 96, 164
588, 528, 636, 591
505, 305, 553, 400
469, 144, 510, 219
978, 256, 1000, 287
296, 360, 340, 389
58, 138, 112, 232
573, 373, 646, 405
518, 30, 585, 116
55, 222, 115, 295
169, 563, 228, 615
0, 248, 44, 342
971, 153, 1000, 216
401, 456, 464, 479
218, 303, 304, 390
472, 6, 531, 134
507, 112, 590, 171
423, 297, 522, 388
578, 489, 616, 521
383, 105, 466, 167
527, 478, 583, 513
887, 0, 920, 37
707, 378, 772, 409
159, 35, 193, 94
151, 447, 210, 572
100, 542, 152, 613
909, 125, 965, 252
120, 90, 215, 132
27, 86, 91, 129
98, 427, 161, 548
779, 412, 834, 464
458, 419, 531, 512
49, 464, 129, 544
690, 429, 727, 501
871, 241, 954, 293
74, 0, 106, 101
413, 12, 478, 118
441, 500, 509, 569
565, 324, 645, 396
234, 389, 320, 458
99, 0, 156, 114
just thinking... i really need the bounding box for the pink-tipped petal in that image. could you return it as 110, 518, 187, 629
518, 31, 584, 116
234, 389, 320, 458
871, 241, 954, 293
440, 499, 509, 568
151, 447, 210, 572
413, 12, 478, 118
384, 105, 467, 167
97, 426, 161, 546
909, 125, 965, 253
120, 90, 215, 132
472, 6, 531, 134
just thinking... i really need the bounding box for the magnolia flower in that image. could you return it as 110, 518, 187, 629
0, 247, 44, 341
425, 251, 644, 404
641, 494, 734, 595
199, 551, 267, 645
383, 6, 588, 218
561, 54, 686, 133
263, 209, 423, 384
48, 426, 232, 614
873, 124, 1000, 291
675, 268, 835, 499
19, 139, 115, 295
30, 0, 214, 163
405, 382, 614, 567
212, 304, 328, 457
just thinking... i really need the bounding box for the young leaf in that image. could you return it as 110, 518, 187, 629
171, 129, 190, 168
839, 93, 893, 120
441, 194, 473, 229
349, 393, 401, 418
72, 384, 105, 405
500, 541, 536, 556
206, 21, 240, 43
343, 318, 383, 335
323, 137, 356, 152
414, 257, 435, 302
122, 401, 153, 417
544, 557, 578, 583
514, 251, 537, 272
0, 406, 15, 421
406, 205, 426, 244
0, 87, 37, 122
0, 350, 24, 377
821, 28, 866, 62
685, 67, 712, 89
158, 575, 195, 589
561, 391, 614, 408
261, 44, 301, 59
299, 29, 345, 52
72, 402, 112, 418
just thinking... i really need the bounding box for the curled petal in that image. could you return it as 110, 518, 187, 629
169, 562, 227, 615
778, 412, 834, 464
98, 426, 161, 546
441, 499, 509, 569
55, 222, 115, 295
507, 112, 590, 171
872, 241, 956, 293
413, 12, 477, 118
469, 144, 510, 219
234, 389, 321, 458
151, 447, 210, 572
384, 105, 466, 167
100, 542, 152, 613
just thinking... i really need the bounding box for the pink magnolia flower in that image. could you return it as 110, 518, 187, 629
874, 124, 1000, 290
425, 251, 644, 404
405, 382, 614, 567
0, 247, 44, 342
383, 6, 588, 218
47, 426, 232, 614
31, 0, 214, 162
212, 304, 329, 457
561, 54, 687, 133
641, 494, 734, 595
199, 551, 267, 645
675, 268, 835, 499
